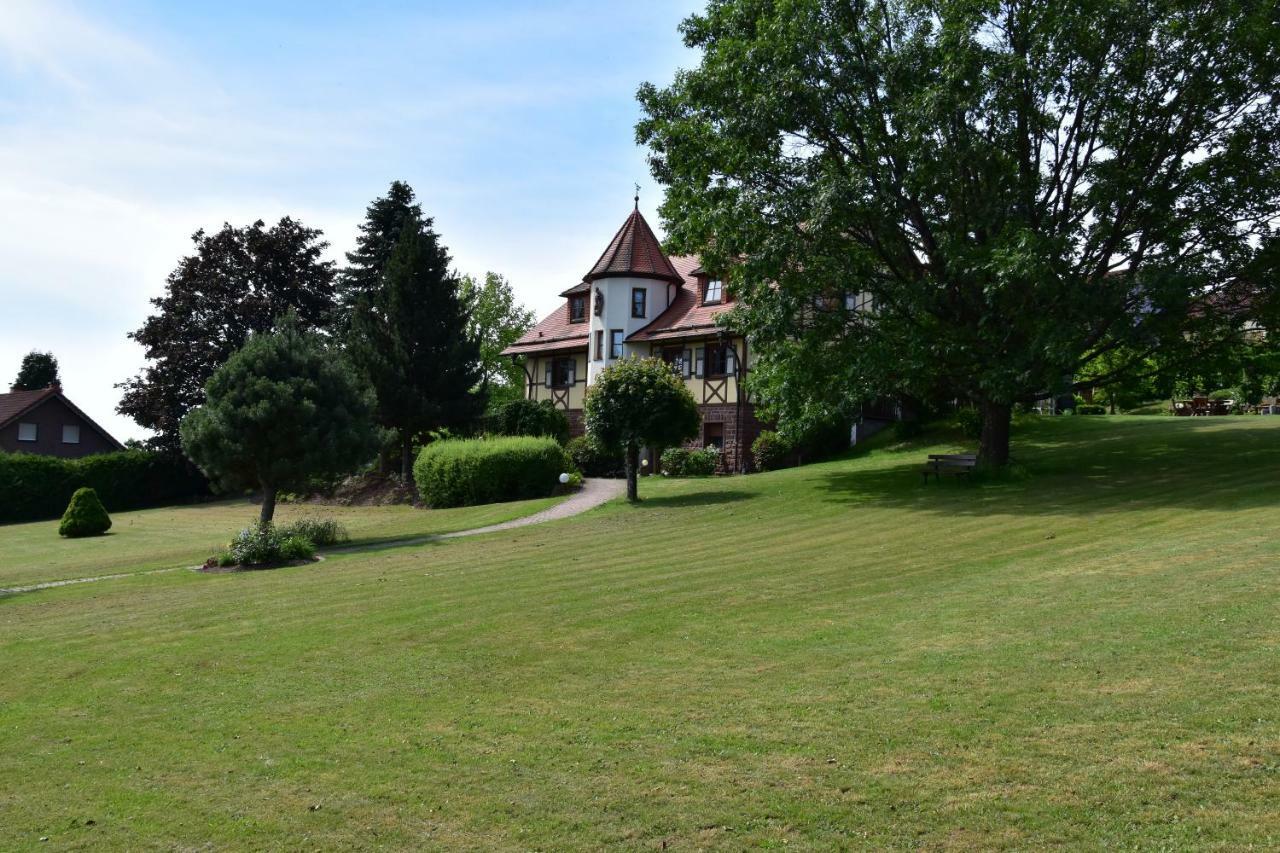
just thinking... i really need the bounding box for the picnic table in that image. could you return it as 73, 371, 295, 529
922, 453, 977, 483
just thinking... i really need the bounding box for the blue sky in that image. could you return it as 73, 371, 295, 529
0, 0, 700, 441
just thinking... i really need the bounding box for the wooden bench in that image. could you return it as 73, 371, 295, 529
922, 453, 977, 482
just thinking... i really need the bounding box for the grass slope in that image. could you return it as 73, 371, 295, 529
0, 496, 565, 587
1, 416, 1279, 849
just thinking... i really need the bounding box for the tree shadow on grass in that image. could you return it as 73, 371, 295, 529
818, 419, 1280, 518
637, 490, 758, 509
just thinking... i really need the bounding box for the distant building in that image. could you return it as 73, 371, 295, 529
502, 201, 763, 471
0, 384, 125, 458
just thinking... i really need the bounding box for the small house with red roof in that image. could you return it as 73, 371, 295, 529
502, 200, 764, 471
0, 384, 125, 458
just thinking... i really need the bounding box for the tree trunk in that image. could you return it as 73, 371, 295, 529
624, 442, 640, 502
259, 483, 277, 525
978, 400, 1012, 466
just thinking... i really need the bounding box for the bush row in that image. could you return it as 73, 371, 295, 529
413, 436, 573, 508
566, 434, 625, 478
661, 446, 720, 476
0, 451, 209, 523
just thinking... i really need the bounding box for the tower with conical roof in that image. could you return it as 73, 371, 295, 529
582, 196, 684, 381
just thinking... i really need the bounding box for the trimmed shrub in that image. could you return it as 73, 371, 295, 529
58, 487, 112, 538
1076, 404, 1106, 415
751, 430, 793, 471
222, 522, 315, 567
0, 450, 208, 524
491, 398, 570, 445
566, 434, 624, 478
413, 436, 571, 508
662, 446, 719, 476
279, 518, 349, 547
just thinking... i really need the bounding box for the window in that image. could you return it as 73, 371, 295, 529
594, 330, 604, 361
703, 421, 725, 450
17, 422, 37, 442
62, 424, 80, 444
661, 346, 690, 378
631, 287, 647, 318
703, 278, 723, 304
569, 295, 586, 323
609, 329, 624, 359
545, 356, 576, 388
704, 342, 735, 377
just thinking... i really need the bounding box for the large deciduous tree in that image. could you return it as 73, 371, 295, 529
180, 314, 378, 525
584, 357, 700, 502
12, 351, 59, 391
118, 218, 337, 452
460, 271, 535, 405
638, 0, 1280, 463
347, 220, 484, 479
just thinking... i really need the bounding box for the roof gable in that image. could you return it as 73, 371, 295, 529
0, 386, 125, 450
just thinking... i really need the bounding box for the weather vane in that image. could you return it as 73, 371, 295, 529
634, 183, 640, 209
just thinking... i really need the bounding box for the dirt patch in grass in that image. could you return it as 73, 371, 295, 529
198, 556, 323, 573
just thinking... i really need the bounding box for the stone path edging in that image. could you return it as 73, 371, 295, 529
0, 479, 625, 597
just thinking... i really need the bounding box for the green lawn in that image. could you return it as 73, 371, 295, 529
0, 495, 565, 588
2, 416, 1279, 849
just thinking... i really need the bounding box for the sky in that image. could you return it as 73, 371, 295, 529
0, 0, 702, 442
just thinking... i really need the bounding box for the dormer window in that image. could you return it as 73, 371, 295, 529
569, 294, 587, 323
703, 278, 723, 305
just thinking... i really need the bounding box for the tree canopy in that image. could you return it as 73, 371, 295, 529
638, 0, 1280, 462
460, 271, 535, 406
347, 218, 484, 478
12, 351, 59, 391
339, 180, 424, 322
180, 315, 378, 524
118, 217, 337, 451
584, 357, 700, 501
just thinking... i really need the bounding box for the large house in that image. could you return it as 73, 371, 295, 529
0, 384, 125, 458
502, 201, 763, 471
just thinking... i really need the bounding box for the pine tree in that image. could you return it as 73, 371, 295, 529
347, 220, 485, 479
338, 181, 423, 324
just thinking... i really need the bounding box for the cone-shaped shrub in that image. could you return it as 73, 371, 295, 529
58, 487, 112, 538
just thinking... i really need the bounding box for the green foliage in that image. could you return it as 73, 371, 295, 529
562, 471, 584, 490
347, 211, 484, 476
0, 451, 207, 524
661, 446, 719, 477
460, 271, 535, 393
180, 314, 380, 524
584, 357, 700, 500
566, 434, 624, 478
220, 522, 316, 567
491, 398, 570, 444
638, 0, 1280, 465
954, 409, 983, 440
339, 180, 423, 317
751, 430, 792, 472
1076, 404, 1107, 415
118, 217, 338, 452
12, 351, 59, 391
413, 436, 571, 508
279, 518, 349, 548
57, 487, 112, 538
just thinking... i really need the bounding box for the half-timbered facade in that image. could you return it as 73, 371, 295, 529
502, 201, 762, 472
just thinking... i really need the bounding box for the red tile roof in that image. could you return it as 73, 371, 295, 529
500, 300, 590, 356
627, 255, 734, 343
583, 206, 683, 284
0, 386, 59, 427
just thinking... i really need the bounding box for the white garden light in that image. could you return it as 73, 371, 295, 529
558, 472, 570, 484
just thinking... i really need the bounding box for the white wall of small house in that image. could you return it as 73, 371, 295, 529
588, 276, 672, 382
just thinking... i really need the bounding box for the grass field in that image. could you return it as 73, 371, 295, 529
2, 416, 1279, 849
0, 495, 566, 588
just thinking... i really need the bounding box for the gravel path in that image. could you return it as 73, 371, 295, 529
0, 479, 625, 596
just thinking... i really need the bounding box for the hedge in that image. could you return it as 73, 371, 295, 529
413, 436, 573, 508
489, 398, 571, 445
0, 450, 209, 524
566, 434, 624, 478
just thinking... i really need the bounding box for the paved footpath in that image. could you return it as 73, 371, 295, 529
0, 479, 626, 596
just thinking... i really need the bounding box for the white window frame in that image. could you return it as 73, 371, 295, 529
62, 424, 81, 444
703, 279, 723, 305
17, 422, 37, 442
